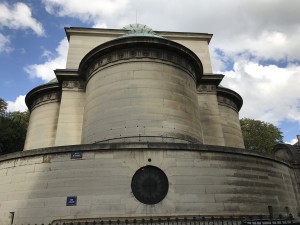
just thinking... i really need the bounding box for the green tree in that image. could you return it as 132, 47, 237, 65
0, 98, 7, 116
0, 98, 29, 155
240, 118, 284, 154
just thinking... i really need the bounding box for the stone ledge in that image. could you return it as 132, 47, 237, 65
78, 36, 203, 84
0, 143, 292, 168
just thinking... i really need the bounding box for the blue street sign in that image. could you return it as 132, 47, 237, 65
71, 151, 83, 159
66, 196, 77, 206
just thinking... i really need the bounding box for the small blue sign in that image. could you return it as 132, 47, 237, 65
71, 151, 83, 159
66, 196, 77, 206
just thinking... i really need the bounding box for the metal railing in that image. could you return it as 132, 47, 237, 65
46, 214, 298, 225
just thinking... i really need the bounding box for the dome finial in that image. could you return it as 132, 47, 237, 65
120, 24, 164, 39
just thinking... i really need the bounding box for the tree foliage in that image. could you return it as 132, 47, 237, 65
0, 98, 29, 155
240, 118, 284, 154
0, 98, 7, 116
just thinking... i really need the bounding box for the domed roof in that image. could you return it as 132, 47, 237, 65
120, 24, 164, 39
47, 77, 58, 83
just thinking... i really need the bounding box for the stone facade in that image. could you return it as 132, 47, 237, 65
1, 25, 299, 224
0, 144, 299, 224
24, 26, 244, 150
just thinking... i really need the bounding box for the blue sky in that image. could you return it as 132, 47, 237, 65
0, 0, 299, 144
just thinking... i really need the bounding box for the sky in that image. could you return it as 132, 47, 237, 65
0, 0, 299, 144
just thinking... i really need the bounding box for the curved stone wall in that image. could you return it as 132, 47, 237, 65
79, 36, 204, 144
24, 85, 61, 150
218, 105, 244, 148
217, 88, 244, 148
0, 144, 298, 224
24, 102, 60, 150
82, 61, 202, 144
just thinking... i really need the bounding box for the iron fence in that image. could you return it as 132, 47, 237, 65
42, 215, 299, 225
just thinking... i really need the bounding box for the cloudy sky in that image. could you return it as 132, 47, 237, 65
0, 0, 299, 144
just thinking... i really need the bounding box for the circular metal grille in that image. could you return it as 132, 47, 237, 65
131, 166, 168, 205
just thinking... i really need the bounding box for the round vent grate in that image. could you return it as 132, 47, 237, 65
131, 166, 168, 205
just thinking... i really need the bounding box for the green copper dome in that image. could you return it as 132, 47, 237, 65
47, 77, 58, 83
120, 24, 164, 39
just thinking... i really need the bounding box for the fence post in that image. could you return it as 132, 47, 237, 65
288, 213, 294, 224
268, 206, 273, 220
229, 216, 233, 225
193, 216, 196, 225
278, 214, 283, 225
220, 216, 224, 225
249, 216, 253, 225
202, 216, 206, 225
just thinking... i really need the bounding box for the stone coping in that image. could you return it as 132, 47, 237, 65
78, 36, 203, 84
25, 82, 61, 111
64, 27, 213, 43
217, 87, 243, 111
0, 143, 293, 167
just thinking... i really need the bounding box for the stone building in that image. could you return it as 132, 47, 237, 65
0, 24, 299, 224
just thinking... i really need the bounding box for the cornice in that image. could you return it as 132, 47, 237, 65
62, 80, 85, 90
200, 74, 224, 85
54, 69, 85, 90
79, 36, 203, 85
65, 27, 213, 43
0, 142, 293, 169
197, 74, 225, 93
54, 69, 80, 83
65, 27, 126, 41
25, 83, 61, 111
217, 87, 243, 112
85, 47, 199, 83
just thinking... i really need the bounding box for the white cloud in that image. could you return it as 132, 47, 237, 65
42, 0, 300, 61
24, 38, 68, 82
0, 33, 12, 53
212, 29, 300, 62
7, 95, 27, 112
43, 0, 129, 28
92, 22, 108, 29
0, 2, 44, 36
285, 138, 298, 145
220, 60, 300, 126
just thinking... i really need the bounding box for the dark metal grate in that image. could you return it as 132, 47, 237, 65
48, 214, 298, 225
